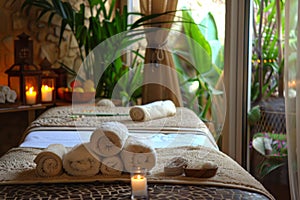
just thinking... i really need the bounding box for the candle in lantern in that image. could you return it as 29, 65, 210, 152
131, 169, 148, 199
41, 85, 53, 102
26, 87, 37, 105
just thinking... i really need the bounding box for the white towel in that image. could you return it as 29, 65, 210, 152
100, 155, 123, 176
129, 100, 176, 121
90, 122, 129, 157
6, 89, 17, 103
0, 86, 17, 103
0, 86, 10, 95
34, 144, 67, 177
63, 143, 100, 176
120, 136, 157, 172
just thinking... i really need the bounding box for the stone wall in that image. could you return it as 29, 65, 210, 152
0, 0, 83, 86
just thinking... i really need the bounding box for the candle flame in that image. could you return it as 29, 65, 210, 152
26, 86, 37, 96
134, 175, 144, 180
28, 86, 34, 93
42, 85, 54, 91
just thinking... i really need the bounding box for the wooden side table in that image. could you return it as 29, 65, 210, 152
0, 104, 47, 124
0, 104, 47, 156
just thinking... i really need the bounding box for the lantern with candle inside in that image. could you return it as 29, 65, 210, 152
40, 58, 57, 103
5, 33, 41, 105
130, 167, 148, 200
5, 64, 41, 105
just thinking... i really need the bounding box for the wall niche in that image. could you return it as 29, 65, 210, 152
0, 0, 82, 86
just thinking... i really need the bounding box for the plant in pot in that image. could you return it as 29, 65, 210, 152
173, 9, 225, 140
251, 132, 287, 178
249, 0, 285, 127
250, 132, 289, 199
21, 0, 177, 103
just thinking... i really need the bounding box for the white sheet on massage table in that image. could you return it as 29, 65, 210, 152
20, 130, 218, 150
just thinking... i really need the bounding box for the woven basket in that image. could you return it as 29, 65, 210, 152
252, 97, 286, 134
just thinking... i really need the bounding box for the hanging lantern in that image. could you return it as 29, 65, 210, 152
5, 33, 41, 105
40, 58, 57, 104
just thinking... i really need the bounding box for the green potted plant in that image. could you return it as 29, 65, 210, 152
251, 132, 287, 178
173, 10, 225, 140
21, 0, 177, 101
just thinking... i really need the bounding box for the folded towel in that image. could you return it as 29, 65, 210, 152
0, 85, 10, 95
0, 86, 17, 103
120, 136, 157, 172
6, 89, 17, 103
90, 122, 129, 157
63, 143, 100, 176
34, 144, 67, 177
129, 100, 176, 121
100, 155, 124, 176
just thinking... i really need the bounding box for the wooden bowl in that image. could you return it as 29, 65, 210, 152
64, 91, 95, 103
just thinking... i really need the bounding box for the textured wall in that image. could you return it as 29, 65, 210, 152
0, 0, 83, 85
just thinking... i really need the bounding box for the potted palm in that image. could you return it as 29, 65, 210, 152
21, 0, 177, 101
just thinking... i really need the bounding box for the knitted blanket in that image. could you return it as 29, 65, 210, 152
25, 105, 209, 131
0, 146, 274, 200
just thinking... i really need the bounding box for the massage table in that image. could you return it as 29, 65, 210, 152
0, 104, 274, 199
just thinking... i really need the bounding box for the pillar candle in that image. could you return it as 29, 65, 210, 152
26, 87, 37, 104
131, 174, 148, 196
41, 85, 53, 102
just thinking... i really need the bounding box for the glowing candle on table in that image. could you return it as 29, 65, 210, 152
41, 85, 53, 102
26, 87, 37, 104
131, 174, 148, 197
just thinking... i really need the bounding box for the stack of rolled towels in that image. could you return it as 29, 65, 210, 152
34, 100, 176, 177
0, 86, 17, 104
34, 121, 157, 177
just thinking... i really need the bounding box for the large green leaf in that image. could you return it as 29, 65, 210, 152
182, 10, 212, 74
199, 12, 218, 41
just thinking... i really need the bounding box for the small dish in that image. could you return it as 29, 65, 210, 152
184, 162, 218, 178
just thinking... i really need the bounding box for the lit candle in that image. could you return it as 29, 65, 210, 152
26, 87, 37, 105
41, 85, 53, 102
131, 174, 148, 197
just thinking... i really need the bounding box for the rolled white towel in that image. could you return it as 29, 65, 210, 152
129, 100, 176, 121
63, 143, 100, 176
100, 155, 123, 176
6, 89, 17, 103
120, 136, 156, 172
90, 122, 129, 157
34, 144, 67, 177
0, 91, 5, 103
0, 85, 10, 95
96, 99, 115, 107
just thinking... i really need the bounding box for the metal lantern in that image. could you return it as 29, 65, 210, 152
5, 33, 41, 105
40, 58, 57, 103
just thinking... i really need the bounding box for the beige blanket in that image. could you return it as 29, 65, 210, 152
0, 146, 274, 200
